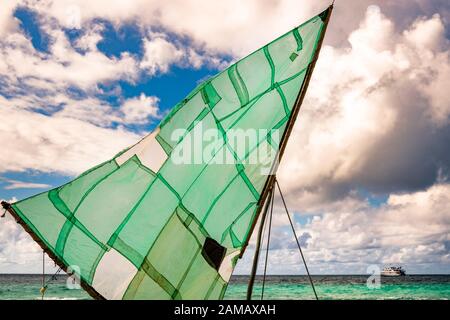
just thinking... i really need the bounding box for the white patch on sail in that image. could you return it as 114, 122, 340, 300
218, 250, 239, 282
115, 128, 167, 172
92, 249, 137, 300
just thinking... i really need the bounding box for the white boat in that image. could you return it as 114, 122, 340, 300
381, 266, 406, 276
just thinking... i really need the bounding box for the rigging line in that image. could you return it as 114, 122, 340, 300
254, 196, 269, 298
39, 261, 63, 299
261, 182, 275, 300
246, 185, 274, 300
259, 199, 269, 267
44, 266, 63, 286
41, 251, 45, 300
275, 179, 319, 300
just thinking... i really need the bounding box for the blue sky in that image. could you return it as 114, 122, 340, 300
12, 6, 225, 127
1, 5, 229, 198
0, 0, 449, 275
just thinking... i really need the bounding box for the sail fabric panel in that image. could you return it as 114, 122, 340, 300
207, 277, 227, 299
115, 129, 168, 172
58, 160, 118, 212
202, 176, 257, 244
63, 226, 105, 284
182, 158, 240, 223
73, 157, 155, 245
236, 49, 272, 102
13, 193, 67, 250
158, 93, 209, 151
270, 16, 322, 82
207, 72, 241, 120
227, 204, 258, 248
218, 250, 240, 282
109, 177, 179, 268
92, 248, 138, 299
278, 71, 308, 114
178, 250, 219, 299
123, 270, 172, 299
9, 9, 328, 300
148, 213, 202, 289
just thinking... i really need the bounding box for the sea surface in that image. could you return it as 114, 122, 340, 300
0, 274, 449, 300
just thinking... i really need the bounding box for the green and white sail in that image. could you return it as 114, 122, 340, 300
4, 7, 331, 299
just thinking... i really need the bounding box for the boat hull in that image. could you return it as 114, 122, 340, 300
381, 271, 405, 277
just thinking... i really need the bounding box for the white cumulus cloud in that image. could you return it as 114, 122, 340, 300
277, 5, 450, 208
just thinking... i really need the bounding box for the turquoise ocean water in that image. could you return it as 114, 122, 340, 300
0, 274, 449, 300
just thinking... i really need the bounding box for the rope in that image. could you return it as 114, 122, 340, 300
1, 201, 10, 218
1, 202, 64, 298
261, 183, 275, 300
41, 251, 45, 300
39, 252, 64, 299
246, 185, 274, 300
275, 179, 319, 300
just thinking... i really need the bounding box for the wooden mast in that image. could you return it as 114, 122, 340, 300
244, 4, 334, 300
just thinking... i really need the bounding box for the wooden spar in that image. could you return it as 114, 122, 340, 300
1, 201, 106, 300
242, 4, 334, 299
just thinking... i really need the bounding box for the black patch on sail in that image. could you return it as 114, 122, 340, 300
319, 8, 329, 22
202, 237, 226, 270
